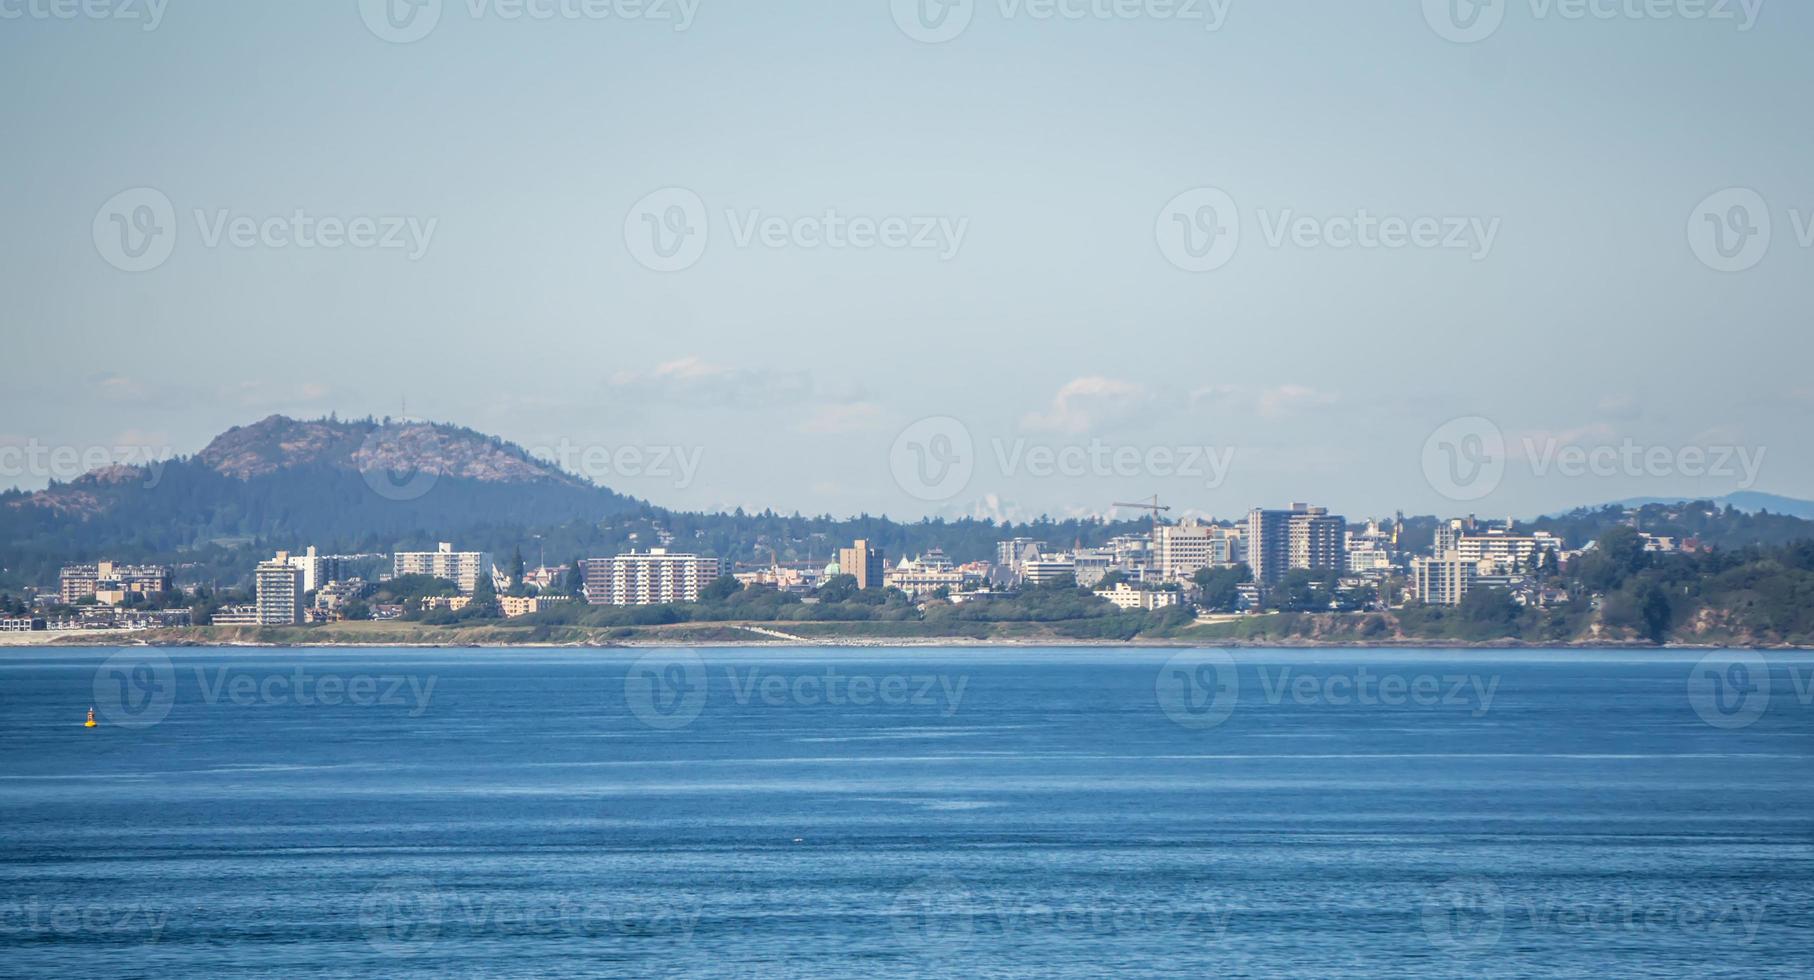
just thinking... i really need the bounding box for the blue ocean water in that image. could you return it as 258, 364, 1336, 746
1, 647, 1811, 978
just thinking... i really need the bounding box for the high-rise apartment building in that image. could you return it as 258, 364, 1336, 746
838, 539, 886, 591
1247, 504, 1347, 587
287, 546, 344, 594
1288, 506, 1346, 576
1411, 554, 1478, 607
255, 555, 305, 626
1246, 508, 1294, 586
581, 550, 721, 605
1154, 518, 1235, 582
393, 543, 493, 595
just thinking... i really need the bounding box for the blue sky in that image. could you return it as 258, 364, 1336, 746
1, 0, 1809, 523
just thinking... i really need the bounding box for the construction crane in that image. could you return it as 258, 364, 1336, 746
1112, 496, 1172, 554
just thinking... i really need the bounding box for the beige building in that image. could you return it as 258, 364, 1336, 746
500, 594, 574, 618
1093, 582, 1181, 611
1154, 518, 1236, 582
393, 543, 493, 595
1412, 555, 1478, 607
59, 561, 172, 605
838, 539, 886, 591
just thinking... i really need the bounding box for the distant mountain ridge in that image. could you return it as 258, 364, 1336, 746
1602, 492, 1814, 521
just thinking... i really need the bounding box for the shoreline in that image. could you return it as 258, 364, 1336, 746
2, 629, 1808, 652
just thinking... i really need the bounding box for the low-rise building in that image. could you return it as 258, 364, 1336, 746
1021, 555, 1079, 587
419, 595, 472, 612
211, 605, 261, 626
885, 553, 974, 598
500, 594, 575, 618
59, 561, 172, 605
0, 617, 47, 632
1093, 582, 1180, 611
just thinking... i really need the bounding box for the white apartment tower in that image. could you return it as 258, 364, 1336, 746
254, 554, 305, 626
582, 550, 721, 606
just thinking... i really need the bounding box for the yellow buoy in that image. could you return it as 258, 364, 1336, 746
85, 707, 97, 728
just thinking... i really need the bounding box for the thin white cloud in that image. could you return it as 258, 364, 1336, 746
797, 402, 883, 435
1022, 377, 1151, 434
609, 356, 813, 409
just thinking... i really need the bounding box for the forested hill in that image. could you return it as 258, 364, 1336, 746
0, 415, 643, 584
